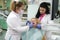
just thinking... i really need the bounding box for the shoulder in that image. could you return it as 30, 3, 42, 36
7, 12, 17, 22
45, 14, 51, 19
45, 14, 51, 17
46, 14, 54, 24
8, 11, 17, 18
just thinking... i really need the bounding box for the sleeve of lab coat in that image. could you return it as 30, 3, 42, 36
7, 17, 29, 33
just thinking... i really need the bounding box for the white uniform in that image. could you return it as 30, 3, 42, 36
5, 11, 29, 40
40, 14, 54, 40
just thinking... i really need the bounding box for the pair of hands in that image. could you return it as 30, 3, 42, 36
26, 21, 41, 29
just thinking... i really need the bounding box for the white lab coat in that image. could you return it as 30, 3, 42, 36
5, 11, 29, 40
40, 14, 54, 40
40, 14, 54, 24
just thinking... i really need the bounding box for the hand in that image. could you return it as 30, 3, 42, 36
36, 24, 41, 29
26, 21, 33, 29
26, 21, 31, 25
29, 23, 33, 28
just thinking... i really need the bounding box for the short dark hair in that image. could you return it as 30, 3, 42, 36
36, 2, 50, 18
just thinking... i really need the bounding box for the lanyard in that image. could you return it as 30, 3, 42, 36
39, 14, 45, 21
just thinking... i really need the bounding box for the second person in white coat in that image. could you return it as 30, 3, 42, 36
5, 1, 29, 40
35, 2, 54, 40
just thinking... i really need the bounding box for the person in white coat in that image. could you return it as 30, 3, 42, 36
35, 2, 54, 40
5, 1, 29, 40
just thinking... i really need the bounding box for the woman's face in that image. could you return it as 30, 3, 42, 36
40, 7, 46, 14
17, 5, 24, 14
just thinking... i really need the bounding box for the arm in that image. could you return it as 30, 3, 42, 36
7, 17, 29, 33
26, 21, 33, 28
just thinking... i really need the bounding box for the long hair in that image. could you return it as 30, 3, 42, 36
36, 2, 50, 18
